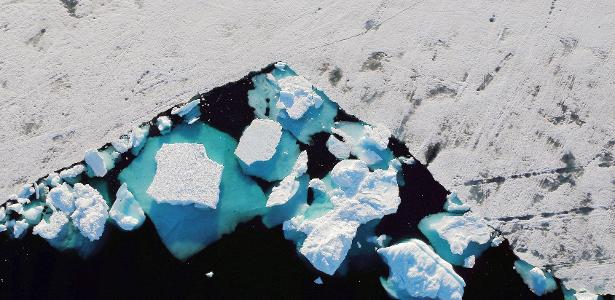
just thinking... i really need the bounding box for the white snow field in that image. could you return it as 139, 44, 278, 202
0, 0, 614, 293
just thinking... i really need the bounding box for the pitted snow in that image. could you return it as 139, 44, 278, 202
266, 151, 308, 207
235, 119, 283, 166
283, 159, 400, 275
147, 143, 223, 209
378, 239, 465, 300
276, 75, 323, 120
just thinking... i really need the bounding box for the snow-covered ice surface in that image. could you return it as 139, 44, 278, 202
378, 239, 465, 300
2, 1, 613, 293
235, 119, 283, 166
109, 183, 145, 231
147, 143, 223, 209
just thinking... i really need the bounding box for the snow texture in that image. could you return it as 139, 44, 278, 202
283, 159, 400, 275
109, 183, 145, 231
70, 183, 109, 241
266, 151, 308, 207
1, 2, 613, 291
147, 143, 223, 209
235, 119, 283, 166
378, 239, 465, 300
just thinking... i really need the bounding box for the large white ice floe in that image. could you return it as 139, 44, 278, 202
276, 75, 323, 120
266, 151, 308, 207
70, 183, 109, 241
514, 260, 557, 296
109, 183, 145, 231
235, 119, 283, 166
147, 143, 223, 209
378, 239, 465, 300
283, 159, 401, 275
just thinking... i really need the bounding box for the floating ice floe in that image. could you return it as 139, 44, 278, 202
235, 119, 300, 181
147, 143, 223, 209
172, 99, 201, 124
443, 192, 470, 213
419, 212, 493, 266
514, 260, 557, 296
235, 119, 283, 166
47, 183, 76, 213
266, 151, 308, 207
130, 125, 150, 156
84, 149, 113, 177
17, 184, 35, 199
156, 116, 173, 135
276, 75, 323, 120
463, 255, 475, 268
377, 239, 465, 300
491, 235, 505, 247
59, 164, 85, 183
12, 219, 29, 238
206, 271, 214, 278
331, 122, 394, 168
70, 183, 109, 241
314, 277, 323, 285
109, 183, 145, 231
32, 211, 69, 239
326, 135, 351, 159
112, 135, 132, 154
563, 287, 603, 300
283, 159, 401, 275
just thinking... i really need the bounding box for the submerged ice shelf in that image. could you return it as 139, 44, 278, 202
0, 63, 596, 299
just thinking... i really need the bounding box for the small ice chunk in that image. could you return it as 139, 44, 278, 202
368, 234, 389, 248
422, 213, 493, 255
85, 149, 108, 177
235, 119, 283, 166
7, 202, 24, 214
284, 159, 401, 275
443, 192, 470, 213
361, 124, 391, 150
570, 290, 602, 300
156, 116, 173, 134
266, 151, 308, 207
314, 277, 323, 285
514, 260, 557, 296
206, 271, 214, 278
463, 255, 476, 268
0, 207, 5, 221
22, 205, 44, 224
46, 183, 75, 213
35, 182, 48, 200
491, 235, 505, 247
32, 211, 69, 239
147, 143, 223, 209
13, 219, 29, 238
46, 172, 62, 187
17, 197, 30, 204
17, 184, 35, 199
109, 183, 145, 231
112, 135, 132, 154
130, 125, 150, 155
59, 164, 86, 180
378, 239, 465, 300
0, 224, 6, 232
172, 99, 201, 124
326, 135, 351, 159
70, 183, 109, 241
276, 75, 323, 120
274, 61, 287, 70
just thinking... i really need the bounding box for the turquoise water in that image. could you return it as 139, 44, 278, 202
334, 122, 394, 170
239, 130, 300, 182
418, 212, 490, 266
118, 122, 267, 260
